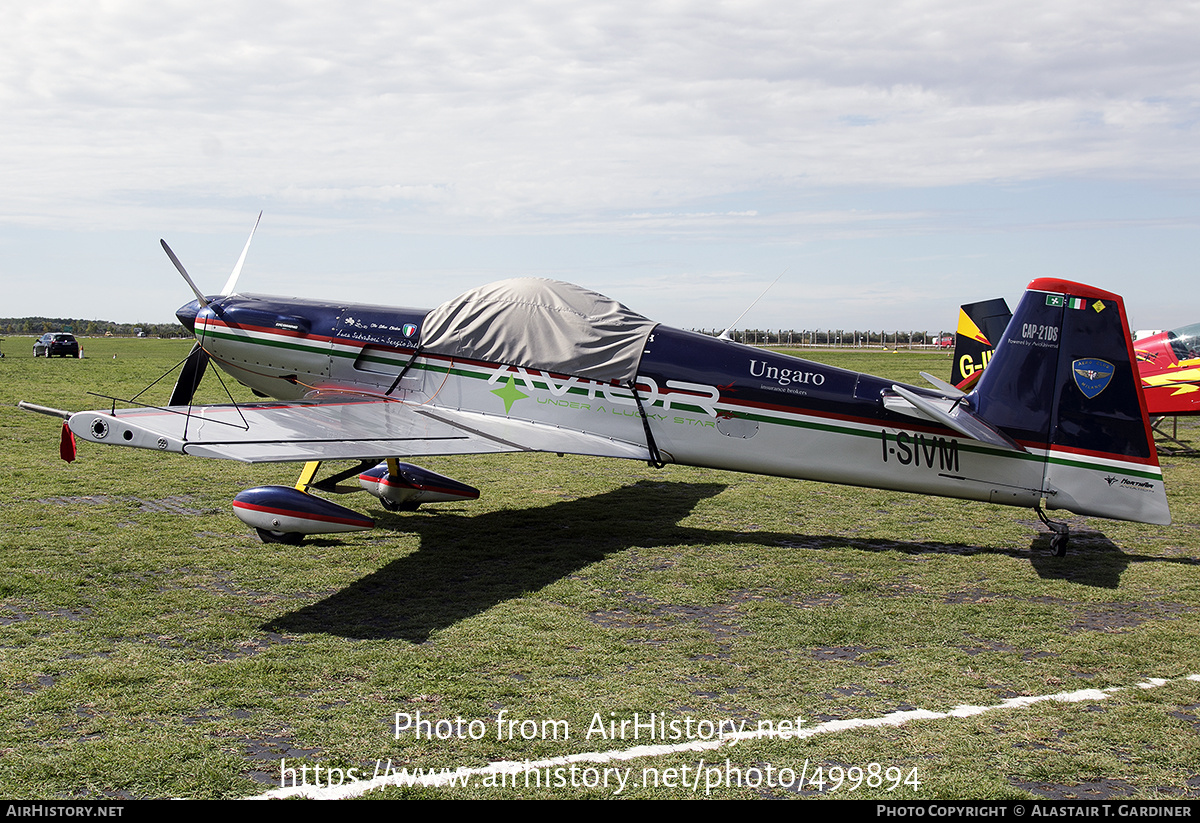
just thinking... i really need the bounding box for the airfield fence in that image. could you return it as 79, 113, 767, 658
692, 329, 955, 349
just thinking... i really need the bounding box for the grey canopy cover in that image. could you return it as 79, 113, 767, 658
420, 278, 658, 384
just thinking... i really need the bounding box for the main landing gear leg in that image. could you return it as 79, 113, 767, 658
377, 458, 421, 512
1034, 506, 1070, 556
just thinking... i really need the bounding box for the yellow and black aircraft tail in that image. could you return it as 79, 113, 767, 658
951, 297, 1012, 389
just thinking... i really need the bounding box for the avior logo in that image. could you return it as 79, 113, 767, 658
486, 364, 720, 416
1072, 358, 1114, 399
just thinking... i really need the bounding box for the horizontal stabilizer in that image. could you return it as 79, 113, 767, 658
919, 372, 966, 398
883, 384, 1025, 452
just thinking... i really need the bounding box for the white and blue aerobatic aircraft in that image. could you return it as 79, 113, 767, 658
26, 222, 1171, 555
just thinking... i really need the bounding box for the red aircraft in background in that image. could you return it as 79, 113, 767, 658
1133, 323, 1200, 416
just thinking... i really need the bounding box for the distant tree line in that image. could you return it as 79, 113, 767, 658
0, 318, 186, 337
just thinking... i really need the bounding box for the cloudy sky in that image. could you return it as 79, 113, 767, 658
3, 1, 1199, 333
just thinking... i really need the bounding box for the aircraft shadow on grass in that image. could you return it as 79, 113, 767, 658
1025, 529, 1200, 587
266, 480, 727, 642
264, 480, 1195, 641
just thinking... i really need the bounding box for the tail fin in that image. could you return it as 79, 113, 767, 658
970, 279, 1170, 525
951, 297, 1012, 388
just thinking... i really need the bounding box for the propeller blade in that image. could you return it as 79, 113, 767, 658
161, 240, 209, 308
169, 343, 211, 406
163, 213, 260, 404
221, 211, 262, 296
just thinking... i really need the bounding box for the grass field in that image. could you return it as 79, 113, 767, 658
2, 337, 1198, 799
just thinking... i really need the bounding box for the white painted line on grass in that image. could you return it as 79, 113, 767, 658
250, 672, 1200, 799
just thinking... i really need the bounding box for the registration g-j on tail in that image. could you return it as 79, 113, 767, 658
949, 296, 1011, 388
34, 227, 1169, 553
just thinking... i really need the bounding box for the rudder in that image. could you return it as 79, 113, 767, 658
970, 278, 1169, 525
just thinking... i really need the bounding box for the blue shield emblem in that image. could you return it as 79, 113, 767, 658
1072, 358, 1114, 399
403, 323, 418, 338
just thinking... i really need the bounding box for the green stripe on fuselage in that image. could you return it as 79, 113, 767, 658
218, 330, 1161, 483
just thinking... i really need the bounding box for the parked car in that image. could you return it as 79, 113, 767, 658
33, 332, 80, 358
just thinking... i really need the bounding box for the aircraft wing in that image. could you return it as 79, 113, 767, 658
65, 399, 653, 464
